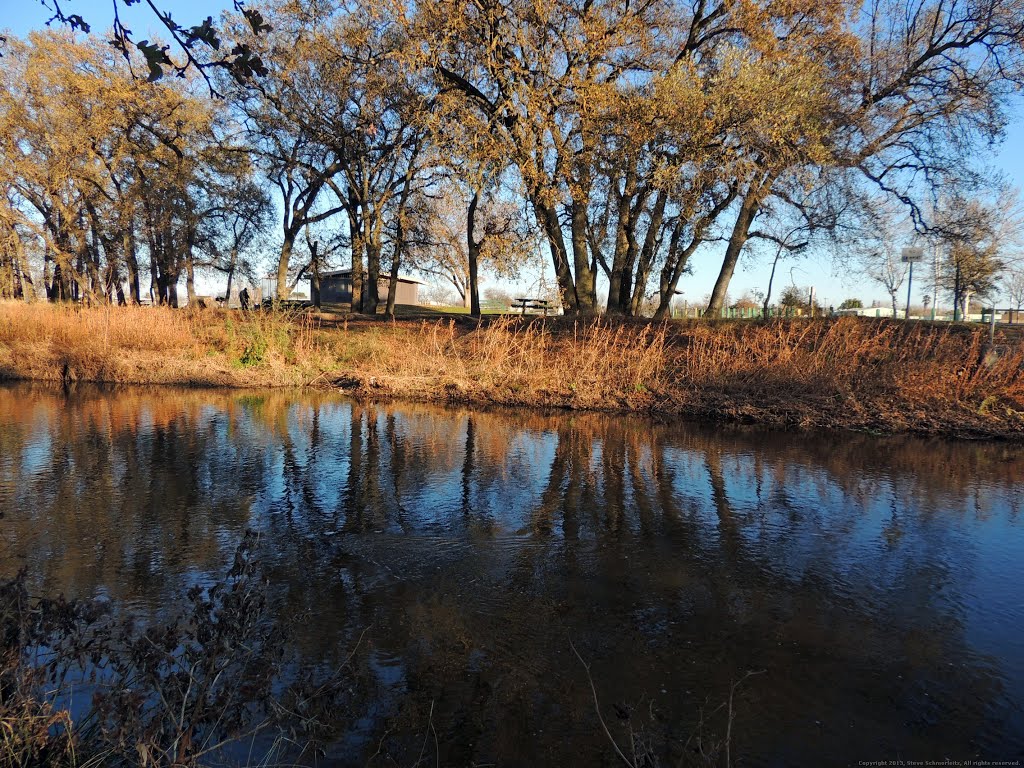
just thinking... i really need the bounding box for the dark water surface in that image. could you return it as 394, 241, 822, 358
1, 383, 1023, 766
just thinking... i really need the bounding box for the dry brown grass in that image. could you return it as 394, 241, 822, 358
339, 316, 668, 409
322, 315, 1023, 435
655, 318, 1024, 434
1, 302, 1021, 437
0, 301, 330, 386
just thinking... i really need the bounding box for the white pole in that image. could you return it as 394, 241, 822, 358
905, 260, 914, 320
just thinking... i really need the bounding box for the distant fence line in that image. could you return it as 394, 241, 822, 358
669, 305, 1024, 323
671, 306, 828, 320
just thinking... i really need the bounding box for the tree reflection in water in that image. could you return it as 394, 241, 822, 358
1, 384, 1022, 765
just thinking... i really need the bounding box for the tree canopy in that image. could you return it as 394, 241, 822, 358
4, 0, 1023, 316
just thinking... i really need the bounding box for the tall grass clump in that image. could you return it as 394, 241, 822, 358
669, 317, 1024, 401
0, 302, 195, 353
662, 317, 1024, 430
352, 316, 668, 408
0, 302, 328, 386
333, 315, 1023, 433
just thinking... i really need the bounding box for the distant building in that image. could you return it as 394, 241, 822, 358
835, 307, 906, 319
316, 270, 425, 306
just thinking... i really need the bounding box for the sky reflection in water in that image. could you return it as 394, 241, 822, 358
0, 384, 1022, 765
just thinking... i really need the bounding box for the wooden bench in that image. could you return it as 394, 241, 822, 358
512, 298, 552, 316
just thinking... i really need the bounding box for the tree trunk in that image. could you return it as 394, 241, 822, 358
385, 212, 405, 319
953, 264, 963, 321
156, 270, 169, 306
276, 230, 295, 303
13, 256, 24, 300
763, 247, 782, 318
52, 260, 70, 302
351, 260, 364, 312
18, 255, 34, 301
363, 243, 380, 315
186, 252, 197, 306
706, 176, 771, 315
50, 242, 73, 301
652, 222, 695, 320
0, 256, 12, 300
531, 195, 577, 314
72, 250, 83, 303
606, 172, 636, 315
570, 199, 596, 313
346, 202, 363, 312
467, 192, 481, 318
44, 244, 53, 301
362, 214, 381, 315
84, 214, 104, 304
123, 229, 141, 305
629, 191, 667, 317
149, 250, 159, 304
9, 240, 29, 300
225, 247, 237, 307
385, 251, 400, 319
12, 256, 23, 300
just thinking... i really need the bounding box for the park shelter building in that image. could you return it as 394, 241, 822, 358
317, 270, 425, 306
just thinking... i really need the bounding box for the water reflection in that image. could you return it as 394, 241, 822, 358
1, 384, 1022, 765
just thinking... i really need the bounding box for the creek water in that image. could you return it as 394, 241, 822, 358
0, 383, 1022, 766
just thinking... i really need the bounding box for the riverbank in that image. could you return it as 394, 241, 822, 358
1, 301, 1022, 439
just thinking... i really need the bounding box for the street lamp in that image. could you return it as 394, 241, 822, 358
901, 247, 925, 319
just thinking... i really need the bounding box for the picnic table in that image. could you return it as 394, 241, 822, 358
512, 297, 552, 316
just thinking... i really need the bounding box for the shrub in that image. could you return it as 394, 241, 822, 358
0, 533, 355, 768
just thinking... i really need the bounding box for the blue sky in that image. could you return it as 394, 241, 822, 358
5, 1, 1024, 307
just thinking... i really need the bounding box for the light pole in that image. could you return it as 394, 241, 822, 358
901, 247, 924, 319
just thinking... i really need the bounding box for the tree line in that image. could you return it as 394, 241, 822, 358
2, 0, 1023, 316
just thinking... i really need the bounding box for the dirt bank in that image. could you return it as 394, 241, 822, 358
1, 302, 1022, 439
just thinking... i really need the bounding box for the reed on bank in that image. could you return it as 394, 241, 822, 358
0, 301, 1021, 438
0, 302, 326, 386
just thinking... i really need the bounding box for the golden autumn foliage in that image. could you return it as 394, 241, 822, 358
4, 0, 1023, 319
0, 32, 264, 307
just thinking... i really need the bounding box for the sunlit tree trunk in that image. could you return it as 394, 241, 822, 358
347, 203, 363, 313
707, 178, 769, 315
361, 214, 381, 315
630, 191, 667, 316
385, 217, 402, 318
570, 199, 596, 314
186, 255, 197, 306
531, 195, 577, 314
